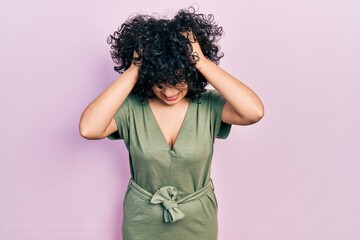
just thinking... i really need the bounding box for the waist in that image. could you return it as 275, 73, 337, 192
128, 179, 214, 202
126, 179, 215, 223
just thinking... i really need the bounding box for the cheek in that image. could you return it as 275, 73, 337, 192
153, 91, 161, 98
151, 87, 161, 94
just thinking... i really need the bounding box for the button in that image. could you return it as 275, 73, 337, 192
170, 150, 176, 156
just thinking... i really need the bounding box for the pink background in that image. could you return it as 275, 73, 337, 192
1, 0, 359, 239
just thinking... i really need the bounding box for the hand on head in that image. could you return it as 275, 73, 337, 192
107, 6, 224, 101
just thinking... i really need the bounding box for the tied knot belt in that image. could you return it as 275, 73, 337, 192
128, 179, 215, 223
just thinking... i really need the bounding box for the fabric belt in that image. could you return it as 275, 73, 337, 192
127, 179, 215, 223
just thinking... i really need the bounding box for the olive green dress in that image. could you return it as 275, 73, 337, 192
107, 89, 232, 240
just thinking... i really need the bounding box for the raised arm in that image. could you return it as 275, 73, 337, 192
186, 32, 265, 125
79, 63, 139, 140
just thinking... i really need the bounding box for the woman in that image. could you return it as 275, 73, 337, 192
79, 7, 264, 240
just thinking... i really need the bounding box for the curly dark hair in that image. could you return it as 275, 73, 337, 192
107, 6, 224, 102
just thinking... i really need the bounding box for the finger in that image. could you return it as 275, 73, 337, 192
179, 31, 196, 42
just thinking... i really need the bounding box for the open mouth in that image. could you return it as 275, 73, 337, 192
164, 92, 180, 101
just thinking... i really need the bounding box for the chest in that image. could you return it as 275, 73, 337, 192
148, 102, 189, 150
125, 100, 215, 162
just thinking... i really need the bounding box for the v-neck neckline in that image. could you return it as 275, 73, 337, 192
146, 98, 192, 151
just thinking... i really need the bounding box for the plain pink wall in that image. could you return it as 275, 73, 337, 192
1, 0, 359, 239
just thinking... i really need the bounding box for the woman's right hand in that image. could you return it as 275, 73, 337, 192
79, 51, 140, 140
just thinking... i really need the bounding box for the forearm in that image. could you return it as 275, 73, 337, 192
196, 59, 264, 121
79, 64, 138, 138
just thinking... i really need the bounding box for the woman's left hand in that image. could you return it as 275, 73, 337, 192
181, 31, 205, 68
181, 32, 265, 126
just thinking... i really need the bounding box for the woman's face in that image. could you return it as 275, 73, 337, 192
151, 82, 189, 106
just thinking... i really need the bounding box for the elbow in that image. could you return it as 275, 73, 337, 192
256, 105, 265, 122
253, 104, 265, 123
79, 124, 104, 140
79, 128, 92, 140
244, 99, 265, 125
79, 127, 93, 140
227, 104, 265, 126
247, 105, 265, 125
79, 113, 106, 140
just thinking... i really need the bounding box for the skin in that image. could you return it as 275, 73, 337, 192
79, 32, 264, 142
183, 31, 264, 126
148, 82, 190, 148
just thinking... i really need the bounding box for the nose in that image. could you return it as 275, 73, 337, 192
162, 85, 179, 96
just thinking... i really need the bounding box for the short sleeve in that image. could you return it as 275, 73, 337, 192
207, 89, 232, 139
106, 96, 132, 140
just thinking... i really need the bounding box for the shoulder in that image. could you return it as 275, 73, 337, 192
200, 88, 216, 97
199, 88, 226, 106
126, 93, 142, 103
122, 94, 145, 108
113, 94, 144, 118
